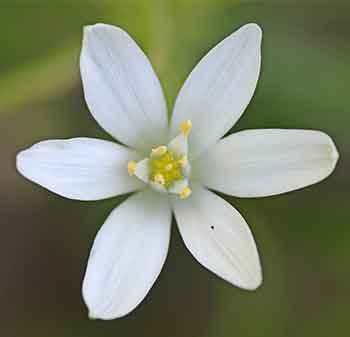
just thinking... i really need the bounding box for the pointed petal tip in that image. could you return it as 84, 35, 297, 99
82, 23, 126, 37
87, 308, 133, 320
328, 134, 340, 166
87, 307, 131, 320
83, 23, 109, 32
88, 311, 98, 320
245, 22, 263, 34
84, 296, 135, 320
83, 286, 124, 320
317, 131, 339, 172
83, 24, 93, 34
16, 148, 28, 177
15, 149, 22, 165
233, 253, 262, 291
240, 23, 263, 44
243, 269, 263, 291
82, 23, 101, 36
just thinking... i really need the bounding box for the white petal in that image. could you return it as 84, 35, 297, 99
168, 178, 189, 195
167, 133, 188, 157
83, 190, 171, 319
134, 158, 150, 184
170, 23, 262, 159
172, 184, 262, 290
16, 138, 143, 201
194, 129, 339, 197
80, 24, 168, 152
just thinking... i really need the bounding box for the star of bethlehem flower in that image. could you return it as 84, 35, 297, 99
16, 23, 339, 319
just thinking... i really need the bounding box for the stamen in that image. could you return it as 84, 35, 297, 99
131, 124, 193, 193
179, 186, 192, 199
151, 145, 167, 157
178, 155, 188, 168
154, 173, 165, 185
180, 120, 192, 136
127, 161, 137, 176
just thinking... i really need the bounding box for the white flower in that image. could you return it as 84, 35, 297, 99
16, 23, 339, 320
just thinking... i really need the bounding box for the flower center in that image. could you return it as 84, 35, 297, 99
127, 120, 193, 199
149, 149, 185, 188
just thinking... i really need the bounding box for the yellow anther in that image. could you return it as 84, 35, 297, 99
151, 145, 167, 157
165, 163, 173, 171
179, 186, 192, 199
154, 173, 165, 185
180, 120, 192, 136
127, 161, 137, 176
178, 156, 188, 168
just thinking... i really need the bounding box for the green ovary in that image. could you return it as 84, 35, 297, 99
149, 151, 184, 187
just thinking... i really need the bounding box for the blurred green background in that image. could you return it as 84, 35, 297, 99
1, 1, 349, 337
